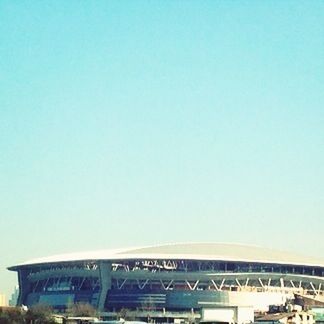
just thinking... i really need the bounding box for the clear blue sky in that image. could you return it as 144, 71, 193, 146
1, 1, 323, 298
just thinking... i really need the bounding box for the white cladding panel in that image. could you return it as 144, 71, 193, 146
236, 307, 255, 324
227, 291, 291, 312
201, 307, 254, 324
202, 308, 235, 323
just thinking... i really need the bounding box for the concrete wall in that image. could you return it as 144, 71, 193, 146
201, 306, 254, 324
228, 291, 292, 312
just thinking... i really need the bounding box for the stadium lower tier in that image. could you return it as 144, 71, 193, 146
24, 289, 290, 313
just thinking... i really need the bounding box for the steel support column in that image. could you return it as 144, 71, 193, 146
98, 261, 111, 312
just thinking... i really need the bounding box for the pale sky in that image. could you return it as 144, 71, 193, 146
1, 1, 323, 299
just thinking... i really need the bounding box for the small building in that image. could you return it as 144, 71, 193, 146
256, 311, 315, 324
310, 308, 324, 323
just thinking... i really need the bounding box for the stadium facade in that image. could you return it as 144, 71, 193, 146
8, 243, 324, 313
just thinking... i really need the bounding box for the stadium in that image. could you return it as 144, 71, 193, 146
8, 243, 324, 316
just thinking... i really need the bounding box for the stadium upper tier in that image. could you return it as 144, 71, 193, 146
9, 242, 324, 269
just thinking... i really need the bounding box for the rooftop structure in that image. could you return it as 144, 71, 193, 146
10, 243, 324, 268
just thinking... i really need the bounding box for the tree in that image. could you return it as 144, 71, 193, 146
66, 302, 97, 317
0, 307, 25, 324
25, 303, 56, 324
117, 307, 136, 321
117, 307, 128, 320
141, 296, 155, 311
0, 308, 25, 324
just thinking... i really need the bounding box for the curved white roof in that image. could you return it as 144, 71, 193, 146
10, 242, 324, 269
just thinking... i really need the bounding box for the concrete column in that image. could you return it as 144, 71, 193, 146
17, 269, 31, 306
98, 261, 111, 312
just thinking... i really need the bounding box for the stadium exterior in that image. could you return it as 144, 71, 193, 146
8, 243, 324, 314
